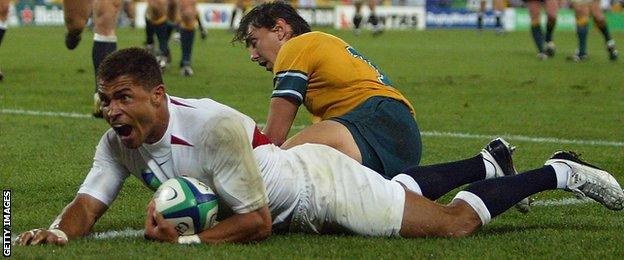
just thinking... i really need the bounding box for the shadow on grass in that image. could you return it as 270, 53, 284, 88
478, 221, 612, 236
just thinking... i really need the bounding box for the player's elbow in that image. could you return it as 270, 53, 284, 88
254, 221, 272, 241
249, 206, 273, 242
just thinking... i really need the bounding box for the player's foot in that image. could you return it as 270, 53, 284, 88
545, 151, 624, 211
536, 52, 548, 60
607, 40, 618, 61
145, 44, 157, 56
172, 32, 181, 44
65, 30, 82, 50
180, 65, 194, 77
156, 54, 171, 71
200, 29, 208, 40
545, 41, 556, 57
482, 138, 516, 178
567, 53, 588, 62
372, 27, 384, 37
481, 138, 532, 213
0, 69, 4, 81
92, 93, 103, 118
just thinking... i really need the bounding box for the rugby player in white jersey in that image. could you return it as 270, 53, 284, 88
15, 48, 624, 245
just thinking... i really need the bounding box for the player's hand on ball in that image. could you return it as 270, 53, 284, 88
14, 228, 68, 246
144, 200, 179, 243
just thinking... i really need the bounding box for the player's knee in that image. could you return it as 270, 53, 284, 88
148, 14, 168, 25
547, 16, 556, 24
64, 15, 87, 31
180, 10, 197, 28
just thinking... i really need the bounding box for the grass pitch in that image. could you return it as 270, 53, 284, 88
1, 26, 623, 258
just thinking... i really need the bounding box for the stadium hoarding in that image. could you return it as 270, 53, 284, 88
425, 7, 514, 30
514, 8, 624, 31
334, 5, 426, 30
9, 1, 64, 26
135, 3, 336, 29
136, 2, 233, 29
513, 8, 576, 31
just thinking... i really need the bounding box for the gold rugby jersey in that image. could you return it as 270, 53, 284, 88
272, 31, 414, 123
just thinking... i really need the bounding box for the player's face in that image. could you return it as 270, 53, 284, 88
98, 75, 167, 149
246, 25, 283, 72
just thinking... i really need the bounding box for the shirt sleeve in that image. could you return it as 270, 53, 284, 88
77, 132, 130, 206
200, 114, 269, 214
272, 39, 315, 105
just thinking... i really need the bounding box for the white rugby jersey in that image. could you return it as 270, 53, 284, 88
78, 95, 300, 224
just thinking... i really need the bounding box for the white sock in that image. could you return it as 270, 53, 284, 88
391, 174, 422, 195
550, 163, 572, 189
481, 152, 497, 179
453, 191, 491, 225
93, 33, 118, 42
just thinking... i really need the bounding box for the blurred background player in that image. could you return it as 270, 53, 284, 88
353, 0, 382, 36
567, 0, 618, 62
122, 0, 137, 28
526, 0, 559, 59
145, 0, 198, 77
477, 0, 505, 33
230, 0, 251, 31
63, 0, 123, 117
0, 0, 9, 81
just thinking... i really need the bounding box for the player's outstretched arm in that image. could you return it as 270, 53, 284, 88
264, 96, 299, 146
15, 194, 108, 246
144, 201, 272, 244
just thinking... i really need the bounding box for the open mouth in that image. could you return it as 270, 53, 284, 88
112, 124, 133, 137
259, 61, 268, 68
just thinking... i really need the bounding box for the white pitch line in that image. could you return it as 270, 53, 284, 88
2, 108, 623, 147
531, 197, 593, 206
89, 228, 144, 240
0, 108, 92, 118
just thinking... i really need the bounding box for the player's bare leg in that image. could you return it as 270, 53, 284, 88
123, 0, 136, 28
91, 0, 122, 118
399, 191, 481, 238
569, 2, 590, 62
543, 0, 559, 57
147, 0, 172, 70
527, 0, 546, 59
477, 0, 486, 30
590, 0, 617, 60
230, 0, 247, 32
282, 120, 363, 164
368, 0, 382, 36
493, 0, 505, 33
197, 14, 207, 40
399, 152, 624, 238
63, 0, 93, 50
352, 1, 363, 35
179, 0, 197, 77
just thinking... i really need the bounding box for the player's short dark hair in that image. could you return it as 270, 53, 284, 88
232, 1, 311, 46
97, 47, 163, 90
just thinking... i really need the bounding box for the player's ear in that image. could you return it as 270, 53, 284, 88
274, 18, 291, 41
151, 84, 166, 105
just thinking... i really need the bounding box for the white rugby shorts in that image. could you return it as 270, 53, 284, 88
286, 144, 405, 237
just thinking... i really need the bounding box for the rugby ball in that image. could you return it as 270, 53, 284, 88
153, 176, 219, 235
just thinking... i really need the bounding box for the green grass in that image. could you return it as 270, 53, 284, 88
1, 26, 623, 258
